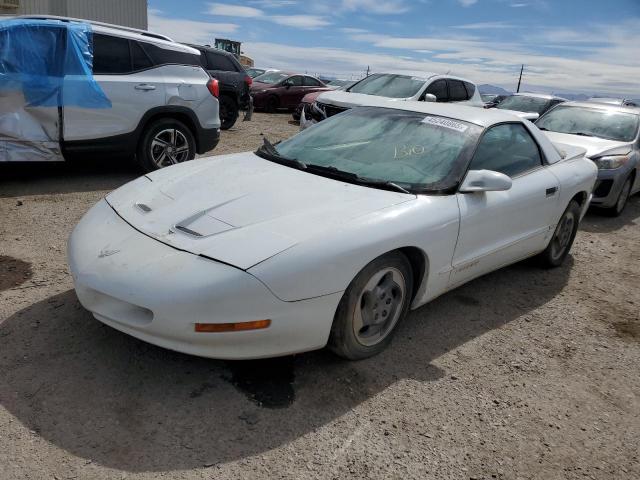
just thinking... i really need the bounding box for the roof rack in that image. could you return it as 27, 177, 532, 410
15, 15, 174, 42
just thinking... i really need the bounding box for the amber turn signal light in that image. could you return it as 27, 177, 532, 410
195, 319, 271, 333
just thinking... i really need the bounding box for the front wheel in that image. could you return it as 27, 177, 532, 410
604, 175, 633, 217
536, 200, 581, 268
137, 118, 195, 172
329, 252, 413, 360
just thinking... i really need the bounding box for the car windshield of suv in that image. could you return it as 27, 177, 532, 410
496, 95, 549, 114
347, 74, 426, 98
537, 106, 640, 142
254, 71, 289, 84
267, 107, 481, 191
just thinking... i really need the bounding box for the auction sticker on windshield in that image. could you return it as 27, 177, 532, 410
421, 116, 469, 133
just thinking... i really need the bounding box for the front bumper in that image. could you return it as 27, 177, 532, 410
589, 166, 632, 208
67, 199, 341, 359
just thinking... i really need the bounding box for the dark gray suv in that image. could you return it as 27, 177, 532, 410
187, 44, 253, 130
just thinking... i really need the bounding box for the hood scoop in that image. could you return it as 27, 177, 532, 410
171, 203, 241, 238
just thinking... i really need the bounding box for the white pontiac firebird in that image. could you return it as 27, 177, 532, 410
68, 99, 597, 360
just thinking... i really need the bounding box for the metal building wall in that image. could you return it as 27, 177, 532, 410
4, 0, 147, 29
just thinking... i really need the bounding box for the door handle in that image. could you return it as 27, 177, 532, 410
546, 187, 558, 197
135, 84, 156, 91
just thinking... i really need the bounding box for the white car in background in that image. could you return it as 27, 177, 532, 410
308, 72, 483, 123
68, 100, 596, 361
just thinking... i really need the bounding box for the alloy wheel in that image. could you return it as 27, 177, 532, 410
150, 129, 190, 168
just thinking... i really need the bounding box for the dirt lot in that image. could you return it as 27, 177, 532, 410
1, 112, 639, 480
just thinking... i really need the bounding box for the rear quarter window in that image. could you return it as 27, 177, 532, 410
205, 51, 239, 71
141, 43, 202, 68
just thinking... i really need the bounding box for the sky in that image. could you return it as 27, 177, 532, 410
148, 0, 640, 97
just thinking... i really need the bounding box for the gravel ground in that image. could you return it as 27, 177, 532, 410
1, 112, 639, 480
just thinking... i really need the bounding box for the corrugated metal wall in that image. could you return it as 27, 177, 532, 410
4, 0, 147, 29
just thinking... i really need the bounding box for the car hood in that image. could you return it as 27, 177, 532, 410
106, 153, 414, 270
543, 131, 632, 158
316, 90, 411, 108
495, 108, 539, 121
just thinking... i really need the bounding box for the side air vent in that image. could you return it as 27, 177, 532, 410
135, 203, 152, 213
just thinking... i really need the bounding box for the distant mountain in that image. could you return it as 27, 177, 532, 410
478, 84, 511, 95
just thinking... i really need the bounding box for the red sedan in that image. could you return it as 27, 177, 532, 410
251, 71, 331, 112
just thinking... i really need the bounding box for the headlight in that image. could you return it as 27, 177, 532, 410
592, 154, 630, 170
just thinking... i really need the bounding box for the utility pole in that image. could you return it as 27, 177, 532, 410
516, 64, 524, 93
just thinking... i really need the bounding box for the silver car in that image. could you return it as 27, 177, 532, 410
537, 102, 640, 216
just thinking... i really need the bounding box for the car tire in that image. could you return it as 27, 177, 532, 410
536, 200, 581, 268
219, 95, 239, 130
137, 118, 196, 172
265, 95, 279, 113
328, 252, 413, 360
604, 174, 633, 217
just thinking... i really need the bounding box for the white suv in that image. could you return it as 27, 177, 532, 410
7, 16, 221, 171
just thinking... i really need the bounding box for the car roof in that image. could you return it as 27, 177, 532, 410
185, 43, 237, 59
348, 97, 528, 127
555, 101, 640, 116
16, 15, 200, 55
373, 71, 477, 85
511, 92, 567, 101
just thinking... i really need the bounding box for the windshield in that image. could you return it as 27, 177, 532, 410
497, 95, 550, 114
247, 68, 265, 78
268, 107, 481, 191
537, 106, 640, 142
347, 74, 426, 98
254, 71, 289, 84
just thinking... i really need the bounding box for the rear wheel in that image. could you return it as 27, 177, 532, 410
219, 95, 239, 130
137, 118, 195, 172
329, 252, 413, 360
536, 200, 581, 268
604, 175, 633, 217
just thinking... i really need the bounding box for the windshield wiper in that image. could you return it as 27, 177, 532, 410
255, 138, 307, 170
305, 164, 413, 194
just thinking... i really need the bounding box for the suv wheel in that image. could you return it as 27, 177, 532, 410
137, 118, 196, 172
219, 95, 239, 130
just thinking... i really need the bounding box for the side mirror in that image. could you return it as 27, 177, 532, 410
424, 93, 437, 102
459, 170, 512, 193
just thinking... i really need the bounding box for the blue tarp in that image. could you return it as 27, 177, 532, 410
0, 18, 111, 108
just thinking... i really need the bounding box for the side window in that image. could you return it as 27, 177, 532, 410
449, 80, 468, 101
303, 76, 322, 86
288, 76, 303, 86
141, 43, 202, 67
464, 81, 476, 99
469, 123, 543, 177
92, 34, 131, 74
424, 79, 448, 102
206, 52, 237, 71
131, 41, 153, 71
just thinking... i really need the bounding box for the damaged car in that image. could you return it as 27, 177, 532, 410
69, 99, 597, 361
537, 102, 640, 216
1, 17, 221, 171
251, 71, 330, 112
